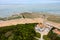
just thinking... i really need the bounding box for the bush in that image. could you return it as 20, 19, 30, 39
43, 35, 51, 40
0, 23, 38, 40
35, 32, 41, 38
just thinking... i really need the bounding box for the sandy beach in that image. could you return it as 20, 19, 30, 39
0, 18, 60, 29
0, 18, 43, 27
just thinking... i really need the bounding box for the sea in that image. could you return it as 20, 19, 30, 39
0, 4, 60, 17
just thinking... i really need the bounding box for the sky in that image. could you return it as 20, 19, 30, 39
0, 0, 60, 4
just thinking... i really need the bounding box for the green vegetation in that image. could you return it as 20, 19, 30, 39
47, 15, 60, 23
0, 23, 40, 40
21, 12, 41, 18
0, 17, 6, 21
0, 16, 22, 21
35, 32, 41, 38
0, 12, 60, 22
43, 35, 51, 40
43, 27, 60, 40
47, 27, 60, 40
7, 16, 22, 20
0, 12, 42, 20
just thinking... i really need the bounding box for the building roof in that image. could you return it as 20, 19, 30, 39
53, 29, 60, 35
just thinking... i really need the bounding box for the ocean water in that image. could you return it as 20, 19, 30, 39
0, 5, 60, 17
